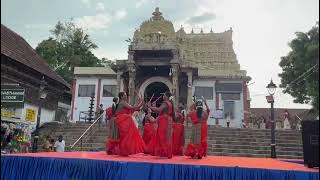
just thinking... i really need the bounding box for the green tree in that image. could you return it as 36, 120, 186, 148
36, 20, 104, 82
279, 22, 319, 114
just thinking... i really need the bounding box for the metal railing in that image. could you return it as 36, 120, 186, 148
70, 113, 104, 151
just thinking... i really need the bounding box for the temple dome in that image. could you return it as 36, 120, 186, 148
133, 7, 176, 42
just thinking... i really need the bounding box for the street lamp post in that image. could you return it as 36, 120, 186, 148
32, 76, 48, 153
266, 79, 277, 158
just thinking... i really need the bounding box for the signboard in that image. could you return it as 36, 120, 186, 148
25, 109, 36, 122
1, 89, 25, 102
212, 109, 224, 119
1, 109, 15, 118
1, 89, 25, 107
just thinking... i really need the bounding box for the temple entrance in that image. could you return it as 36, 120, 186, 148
144, 82, 169, 107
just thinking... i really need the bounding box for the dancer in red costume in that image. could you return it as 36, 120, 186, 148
142, 108, 156, 146
114, 92, 145, 156
185, 97, 210, 159
172, 110, 185, 156
105, 97, 119, 155
146, 91, 175, 159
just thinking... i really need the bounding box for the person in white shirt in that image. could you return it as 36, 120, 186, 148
54, 135, 65, 152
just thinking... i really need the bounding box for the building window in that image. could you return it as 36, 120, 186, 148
194, 86, 214, 99
103, 85, 117, 97
78, 85, 95, 97
224, 101, 235, 119
221, 93, 240, 100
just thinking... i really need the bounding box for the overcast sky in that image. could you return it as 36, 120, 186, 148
1, 0, 319, 109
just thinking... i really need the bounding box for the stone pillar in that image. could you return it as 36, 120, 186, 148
186, 71, 193, 112
116, 71, 122, 94
171, 64, 179, 105
127, 51, 135, 104
186, 71, 193, 127
128, 65, 136, 104
70, 78, 77, 121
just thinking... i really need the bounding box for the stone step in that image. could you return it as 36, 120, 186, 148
206, 132, 301, 137
205, 127, 301, 133
212, 140, 302, 147
210, 144, 302, 151
48, 131, 107, 137
210, 148, 303, 156
206, 129, 301, 133
207, 138, 301, 143
208, 131, 301, 135
71, 142, 105, 148
207, 152, 303, 159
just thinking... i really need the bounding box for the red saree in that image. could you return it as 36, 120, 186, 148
146, 101, 173, 158
115, 107, 145, 156
143, 119, 156, 146
172, 112, 185, 156
185, 111, 208, 158
105, 107, 119, 155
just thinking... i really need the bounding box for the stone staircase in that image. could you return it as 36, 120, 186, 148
203, 127, 303, 159
38, 123, 303, 159
37, 122, 107, 152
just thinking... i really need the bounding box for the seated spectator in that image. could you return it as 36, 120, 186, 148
54, 135, 65, 152
42, 135, 52, 152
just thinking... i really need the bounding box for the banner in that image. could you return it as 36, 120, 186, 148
212, 109, 224, 119
25, 109, 36, 122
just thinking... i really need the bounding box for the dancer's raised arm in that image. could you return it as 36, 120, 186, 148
201, 96, 210, 114
120, 92, 143, 111
147, 99, 167, 113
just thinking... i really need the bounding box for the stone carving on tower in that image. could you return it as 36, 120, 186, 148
130, 7, 250, 80
132, 7, 177, 50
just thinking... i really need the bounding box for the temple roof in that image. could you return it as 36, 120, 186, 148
1, 24, 70, 87
131, 8, 249, 79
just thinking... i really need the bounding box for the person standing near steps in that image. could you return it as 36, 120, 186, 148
54, 135, 65, 152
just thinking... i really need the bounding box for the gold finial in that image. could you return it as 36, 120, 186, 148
152, 7, 163, 20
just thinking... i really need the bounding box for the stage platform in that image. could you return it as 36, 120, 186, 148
1, 152, 318, 180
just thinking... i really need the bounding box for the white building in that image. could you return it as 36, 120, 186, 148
71, 67, 118, 122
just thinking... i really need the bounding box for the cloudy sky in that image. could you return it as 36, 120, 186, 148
1, 0, 319, 109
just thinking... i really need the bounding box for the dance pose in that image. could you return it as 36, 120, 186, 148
172, 110, 185, 156
114, 92, 145, 156
185, 97, 210, 159
105, 97, 119, 155
146, 92, 174, 158
142, 108, 156, 146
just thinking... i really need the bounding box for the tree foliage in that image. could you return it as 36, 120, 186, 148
279, 22, 319, 114
36, 21, 107, 82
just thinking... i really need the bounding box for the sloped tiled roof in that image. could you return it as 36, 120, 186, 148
74, 67, 116, 75
1, 24, 69, 88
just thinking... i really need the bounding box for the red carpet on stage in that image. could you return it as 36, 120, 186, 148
3, 151, 317, 172
2, 152, 319, 180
